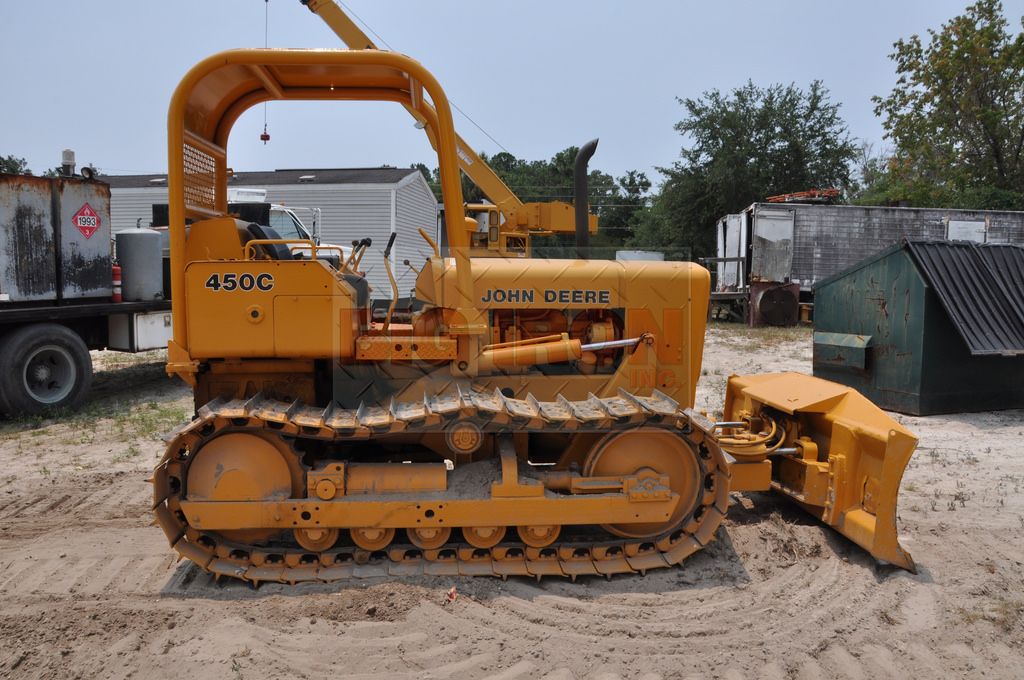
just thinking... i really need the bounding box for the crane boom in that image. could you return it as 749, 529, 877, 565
300, 0, 596, 254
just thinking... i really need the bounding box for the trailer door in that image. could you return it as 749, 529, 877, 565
716, 214, 744, 290
751, 207, 794, 282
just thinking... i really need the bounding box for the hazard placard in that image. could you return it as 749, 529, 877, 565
72, 203, 101, 239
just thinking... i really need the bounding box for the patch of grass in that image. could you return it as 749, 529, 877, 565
111, 444, 147, 469
992, 599, 1024, 633
1, 403, 106, 436
92, 349, 166, 371
707, 322, 813, 351
0, 417, 40, 434
69, 453, 94, 471
116, 401, 190, 440
60, 429, 96, 446
954, 599, 1023, 634
954, 605, 985, 625
878, 609, 901, 626
230, 646, 252, 677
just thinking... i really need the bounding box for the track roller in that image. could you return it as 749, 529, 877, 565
463, 526, 506, 549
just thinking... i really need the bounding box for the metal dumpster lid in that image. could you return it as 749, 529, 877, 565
906, 240, 1024, 356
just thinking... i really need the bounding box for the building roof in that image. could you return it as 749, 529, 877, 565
100, 167, 420, 189
906, 240, 1024, 356
979, 243, 1024, 321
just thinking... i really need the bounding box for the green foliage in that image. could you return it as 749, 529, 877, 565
417, 148, 651, 253
1, 155, 75, 178
593, 170, 652, 249
872, 0, 1024, 207
1, 155, 30, 174
848, 142, 899, 205
627, 167, 704, 260
479, 147, 616, 206
493, 148, 651, 255
955, 185, 1024, 210
411, 162, 441, 201
631, 81, 856, 258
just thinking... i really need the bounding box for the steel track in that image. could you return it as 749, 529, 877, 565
152, 389, 731, 584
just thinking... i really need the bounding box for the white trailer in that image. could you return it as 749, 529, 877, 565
708, 202, 1024, 325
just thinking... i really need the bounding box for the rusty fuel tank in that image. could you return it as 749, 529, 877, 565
0, 173, 112, 303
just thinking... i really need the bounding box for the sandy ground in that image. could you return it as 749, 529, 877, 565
1, 327, 1022, 680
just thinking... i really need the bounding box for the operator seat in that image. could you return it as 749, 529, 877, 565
246, 223, 294, 260
342, 273, 370, 309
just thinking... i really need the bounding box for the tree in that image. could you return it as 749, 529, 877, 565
412, 162, 442, 201
1, 155, 30, 175
872, 0, 1024, 208
631, 81, 856, 258
848, 142, 898, 205
415, 148, 648, 254
592, 170, 652, 250
1, 155, 76, 178
492, 146, 622, 257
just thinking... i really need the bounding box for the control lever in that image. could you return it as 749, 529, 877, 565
381, 233, 399, 333
351, 237, 372, 269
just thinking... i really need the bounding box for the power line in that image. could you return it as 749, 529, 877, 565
338, 2, 393, 50
449, 102, 510, 155
339, 2, 510, 155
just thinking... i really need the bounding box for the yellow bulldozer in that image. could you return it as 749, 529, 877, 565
151, 6, 916, 583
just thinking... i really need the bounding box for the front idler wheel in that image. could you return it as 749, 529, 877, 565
184, 430, 304, 544
583, 426, 703, 539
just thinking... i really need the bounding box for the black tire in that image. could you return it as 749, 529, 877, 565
0, 323, 93, 417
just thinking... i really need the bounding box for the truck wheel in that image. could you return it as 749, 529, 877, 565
0, 324, 93, 417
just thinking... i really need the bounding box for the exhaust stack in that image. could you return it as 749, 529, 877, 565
574, 139, 599, 259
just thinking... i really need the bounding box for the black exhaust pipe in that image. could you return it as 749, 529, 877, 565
574, 138, 599, 259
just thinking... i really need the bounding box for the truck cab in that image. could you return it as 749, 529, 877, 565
224, 188, 349, 264
226, 187, 318, 243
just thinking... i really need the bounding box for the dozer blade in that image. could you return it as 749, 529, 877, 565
722, 372, 916, 572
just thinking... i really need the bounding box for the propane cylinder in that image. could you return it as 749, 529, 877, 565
115, 229, 163, 301
111, 265, 122, 302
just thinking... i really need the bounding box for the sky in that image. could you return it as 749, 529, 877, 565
2, 0, 1005, 190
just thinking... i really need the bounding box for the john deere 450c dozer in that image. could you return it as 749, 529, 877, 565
152, 22, 917, 583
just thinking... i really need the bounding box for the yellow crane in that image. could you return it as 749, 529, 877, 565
301, 0, 597, 257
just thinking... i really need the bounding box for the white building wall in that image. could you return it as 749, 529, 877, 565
259, 184, 395, 295
110, 186, 169, 232
110, 173, 437, 300
393, 173, 440, 299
